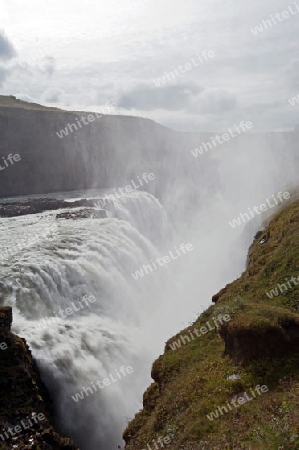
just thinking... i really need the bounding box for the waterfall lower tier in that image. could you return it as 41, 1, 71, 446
0, 191, 175, 449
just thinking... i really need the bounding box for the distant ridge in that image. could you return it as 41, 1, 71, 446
0, 95, 61, 111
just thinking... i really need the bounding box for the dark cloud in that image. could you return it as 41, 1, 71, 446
117, 82, 203, 111
0, 31, 16, 61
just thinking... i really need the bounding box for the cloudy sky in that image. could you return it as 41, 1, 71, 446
0, 0, 298, 131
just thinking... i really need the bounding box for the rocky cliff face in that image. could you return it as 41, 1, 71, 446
0, 96, 297, 212
123, 201, 299, 450
0, 306, 79, 449
0, 96, 200, 200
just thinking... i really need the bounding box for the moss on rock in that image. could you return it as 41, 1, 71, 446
124, 201, 299, 450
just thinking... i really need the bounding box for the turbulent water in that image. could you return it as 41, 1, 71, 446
1, 136, 298, 449
0, 191, 177, 449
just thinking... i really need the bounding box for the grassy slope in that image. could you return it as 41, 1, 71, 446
0, 95, 61, 111
124, 201, 299, 450
0, 95, 154, 123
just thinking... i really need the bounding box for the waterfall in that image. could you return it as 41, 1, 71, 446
1, 134, 298, 449
0, 191, 175, 449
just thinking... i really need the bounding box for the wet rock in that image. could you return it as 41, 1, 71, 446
259, 233, 270, 244
56, 208, 107, 220
0, 307, 80, 449
0, 197, 106, 218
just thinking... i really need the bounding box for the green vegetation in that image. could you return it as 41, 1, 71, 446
124, 201, 299, 450
0, 95, 61, 111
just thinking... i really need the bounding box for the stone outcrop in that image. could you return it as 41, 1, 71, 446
219, 316, 299, 363
0, 306, 79, 449
56, 208, 107, 219
0, 197, 107, 218
0, 307, 12, 333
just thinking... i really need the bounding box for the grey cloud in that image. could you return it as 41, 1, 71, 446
189, 90, 237, 114
0, 31, 16, 61
118, 83, 203, 111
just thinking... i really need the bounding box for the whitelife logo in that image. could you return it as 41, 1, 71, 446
169, 313, 231, 351
0, 413, 46, 442
35, 295, 96, 331
0, 342, 7, 351
71, 366, 133, 402
206, 385, 269, 421
94, 173, 155, 208
0, 153, 21, 171
141, 431, 174, 450
228, 191, 291, 228
131, 243, 193, 280
289, 93, 299, 106
153, 50, 215, 87
251, 3, 299, 35
266, 276, 299, 299
191, 121, 252, 157
56, 102, 118, 139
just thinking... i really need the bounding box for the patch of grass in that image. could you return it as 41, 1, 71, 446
124, 201, 299, 450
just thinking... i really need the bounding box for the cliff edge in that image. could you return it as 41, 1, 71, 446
124, 201, 299, 450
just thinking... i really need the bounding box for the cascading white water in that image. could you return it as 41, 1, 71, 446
0, 191, 178, 449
